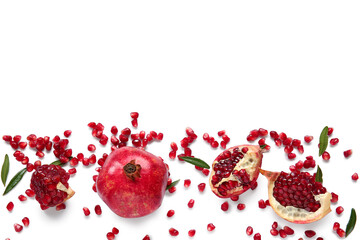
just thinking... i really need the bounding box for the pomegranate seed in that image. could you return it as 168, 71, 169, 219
230, 195, 239, 201
169, 150, 176, 159
188, 199, 195, 208
270, 228, 279, 236
344, 149, 352, 158
170, 142, 178, 151
304, 135, 314, 143
333, 222, 340, 231
222, 135, 230, 143
169, 228, 179, 236
305, 230, 316, 238
283, 226, 294, 235
18, 195, 27, 201
25, 189, 35, 197
68, 168, 77, 175
218, 130, 226, 136
331, 192, 339, 203
167, 209, 175, 217
221, 201, 229, 211
270, 131, 279, 139
279, 229, 287, 238
188, 229, 196, 237
246, 226, 253, 236
2, 135, 12, 142
83, 207, 90, 216
330, 138, 339, 145
143, 235, 150, 240
207, 223, 215, 232
284, 145, 293, 154
336, 206, 344, 215
258, 128, 268, 136
88, 144, 96, 152
203, 133, 209, 141
106, 232, 115, 240
275, 139, 282, 147
337, 228, 345, 238
288, 152, 296, 159
6, 202, 14, 211
56, 203, 66, 211
211, 141, 219, 148
22, 217, 30, 227
64, 130, 72, 137
253, 233, 261, 240
272, 221, 278, 229
131, 119, 138, 128
168, 186, 176, 193
220, 141, 227, 149
328, 127, 334, 135
19, 142, 27, 149
198, 183, 206, 192
184, 179, 191, 188
246, 134, 257, 142
130, 112, 139, 118
317, 237, 324, 240
237, 203, 246, 210
14, 223, 23, 232
258, 199, 266, 209
258, 138, 266, 146
352, 173, 359, 181
95, 205, 102, 215
202, 169, 210, 176
322, 151, 330, 161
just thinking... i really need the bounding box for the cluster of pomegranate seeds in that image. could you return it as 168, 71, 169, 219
30, 164, 70, 208
333, 222, 346, 237
130, 112, 139, 127
203, 130, 230, 149
106, 227, 119, 240
269, 222, 295, 238
269, 131, 304, 159
169, 142, 178, 159
273, 171, 327, 212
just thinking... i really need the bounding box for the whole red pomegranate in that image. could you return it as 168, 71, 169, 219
96, 146, 168, 218
261, 169, 331, 224
209, 145, 263, 198
30, 164, 75, 209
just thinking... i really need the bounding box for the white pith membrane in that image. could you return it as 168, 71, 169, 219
56, 182, 75, 204
268, 176, 332, 224
210, 145, 262, 197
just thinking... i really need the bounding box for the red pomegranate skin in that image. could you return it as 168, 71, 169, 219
97, 146, 168, 218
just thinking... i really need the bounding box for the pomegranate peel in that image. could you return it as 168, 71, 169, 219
260, 169, 332, 224
209, 145, 263, 198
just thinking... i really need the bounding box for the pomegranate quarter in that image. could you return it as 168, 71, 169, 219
209, 145, 263, 198
260, 169, 332, 224
96, 147, 168, 218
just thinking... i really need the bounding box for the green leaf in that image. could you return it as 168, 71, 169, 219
315, 165, 323, 183
346, 208, 357, 237
260, 145, 267, 149
179, 156, 210, 169
50, 160, 64, 166
319, 126, 329, 156
1, 154, 10, 186
166, 179, 180, 190
3, 168, 27, 195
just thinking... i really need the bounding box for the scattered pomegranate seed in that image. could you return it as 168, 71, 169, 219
56, 203, 66, 211
237, 203, 246, 210
336, 206, 344, 215
106, 232, 115, 240
168, 186, 176, 193
22, 217, 30, 227
167, 209, 175, 217
221, 201, 229, 211
272, 221, 278, 229
25, 189, 35, 197
64, 130, 72, 137
207, 223, 216, 232
305, 230, 316, 238
83, 207, 90, 216
198, 183, 206, 192
331, 192, 339, 203
270, 228, 279, 236
258, 199, 266, 209
343, 149, 352, 158
169, 228, 179, 236
143, 235, 150, 240
131, 119, 138, 128
283, 226, 294, 235
14, 223, 23, 233
218, 130, 226, 136
18, 195, 27, 201
88, 144, 96, 152
322, 151, 330, 161
333, 222, 340, 231
337, 228, 345, 237
188, 199, 195, 208
6, 202, 14, 212
188, 229, 196, 237
330, 138, 339, 145
253, 233, 261, 240
246, 226, 253, 236
95, 205, 102, 215
352, 173, 358, 181
304, 135, 314, 143
130, 112, 139, 119
328, 127, 334, 136
184, 179, 191, 188
288, 152, 296, 159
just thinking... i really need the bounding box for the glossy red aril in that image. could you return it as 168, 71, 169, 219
169, 228, 179, 236
14, 223, 23, 232
207, 223, 216, 231
97, 147, 168, 218
209, 145, 263, 198
22, 217, 30, 227
344, 149, 352, 158
305, 230, 316, 238
30, 164, 75, 208
246, 226, 253, 236
260, 169, 331, 224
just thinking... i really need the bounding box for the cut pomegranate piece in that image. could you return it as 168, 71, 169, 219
209, 145, 263, 198
260, 169, 331, 224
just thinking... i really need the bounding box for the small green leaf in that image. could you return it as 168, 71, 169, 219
260, 145, 267, 149
50, 160, 64, 166
3, 168, 27, 195
319, 126, 329, 156
1, 154, 10, 186
166, 179, 180, 190
315, 165, 323, 183
346, 208, 357, 237
179, 156, 210, 169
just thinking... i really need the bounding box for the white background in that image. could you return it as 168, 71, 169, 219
1, 0, 360, 239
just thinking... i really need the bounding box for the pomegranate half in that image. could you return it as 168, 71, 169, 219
96, 146, 168, 218
261, 169, 332, 224
209, 145, 263, 198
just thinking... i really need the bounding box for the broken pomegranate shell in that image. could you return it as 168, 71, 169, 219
209, 145, 263, 198
260, 169, 331, 224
